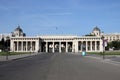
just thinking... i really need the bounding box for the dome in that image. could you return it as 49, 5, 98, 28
15, 25, 23, 32
93, 26, 100, 31
12, 25, 26, 37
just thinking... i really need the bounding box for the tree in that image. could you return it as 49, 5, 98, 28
112, 40, 120, 50
4, 37, 10, 52
0, 38, 5, 51
0, 37, 10, 52
106, 40, 120, 50
108, 42, 113, 48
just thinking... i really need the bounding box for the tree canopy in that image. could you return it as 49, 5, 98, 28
106, 40, 120, 50
0, 38, 10, 51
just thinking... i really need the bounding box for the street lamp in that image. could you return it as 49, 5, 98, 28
101, 36, 105, 59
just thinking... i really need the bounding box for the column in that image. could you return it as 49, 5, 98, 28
53, 42, 55, 53
39, 42, 41, 52
31, 41, 32, 52
98, 41, 100, 51
35, 40, 39, 52
72, 42, 75, 52
71, 42, 73, 52
17, 41, 18, 52
33, 41, 35, 51
23, 42, 25, 51
81, 41, 83, 52
66, 42, 68, 52
26, 41, 28, 52
86, 41, 88, 52
21, 41, 23, 52
95, 41, 97, 51
14, 42, 15, 51
10, 40, 14, 52
74, 41, 78, 53
90, 41, 92, 51
100, 40, 103, 52
59, 42, 61, 53
46, 42, 48, 53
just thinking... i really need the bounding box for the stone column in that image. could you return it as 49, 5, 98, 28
31, 41, 32, 52
72, 42, 75, 52
53, 42, 55, 53
46, 42, 48, 53
100, 40, 103, 52
74, 41, 78, 53
14, 42, 16, 51
10, 40, 14, 52
21, 41, 23, 52
98, 41, 100, 51
90, 41, 92, 51
13, 41, 15, 52
39, 42, 41, 52
81, 41, 83, 52
26, 41, 28, 52
35, 40, 39, 52
95, 41, 97, 51
23, 42, 25, 51
86, 41, 88, 52
66, 42, 68, 52
17, 41, 18, 52
59, 42, 61, 53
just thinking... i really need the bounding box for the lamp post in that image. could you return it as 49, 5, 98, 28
101, 36, 105, 59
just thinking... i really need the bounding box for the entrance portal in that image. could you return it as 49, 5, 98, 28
48, 42, 53, 53
61, 42, 66, 52
68, 42, 72, 52
54, 42, 59, 52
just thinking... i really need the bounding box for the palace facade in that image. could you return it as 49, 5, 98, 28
10, 26, 105, 53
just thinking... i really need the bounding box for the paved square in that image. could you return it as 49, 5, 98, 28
0, 53, 120, 80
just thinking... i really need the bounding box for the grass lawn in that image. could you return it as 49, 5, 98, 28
0, 52, 31, 56
1, 51, 120, 56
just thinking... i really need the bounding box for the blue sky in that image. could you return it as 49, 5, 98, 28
0, 0, 120, 36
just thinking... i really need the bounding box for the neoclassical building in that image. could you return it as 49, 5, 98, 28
10, 26, 105, 53
104, 33, 120, 42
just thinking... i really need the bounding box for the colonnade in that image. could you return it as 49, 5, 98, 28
40, 41, 101, 53
13, 41, 36, 52
78, 41, 101, 52
41, 42, 73, 53
10, 37, 103, 53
